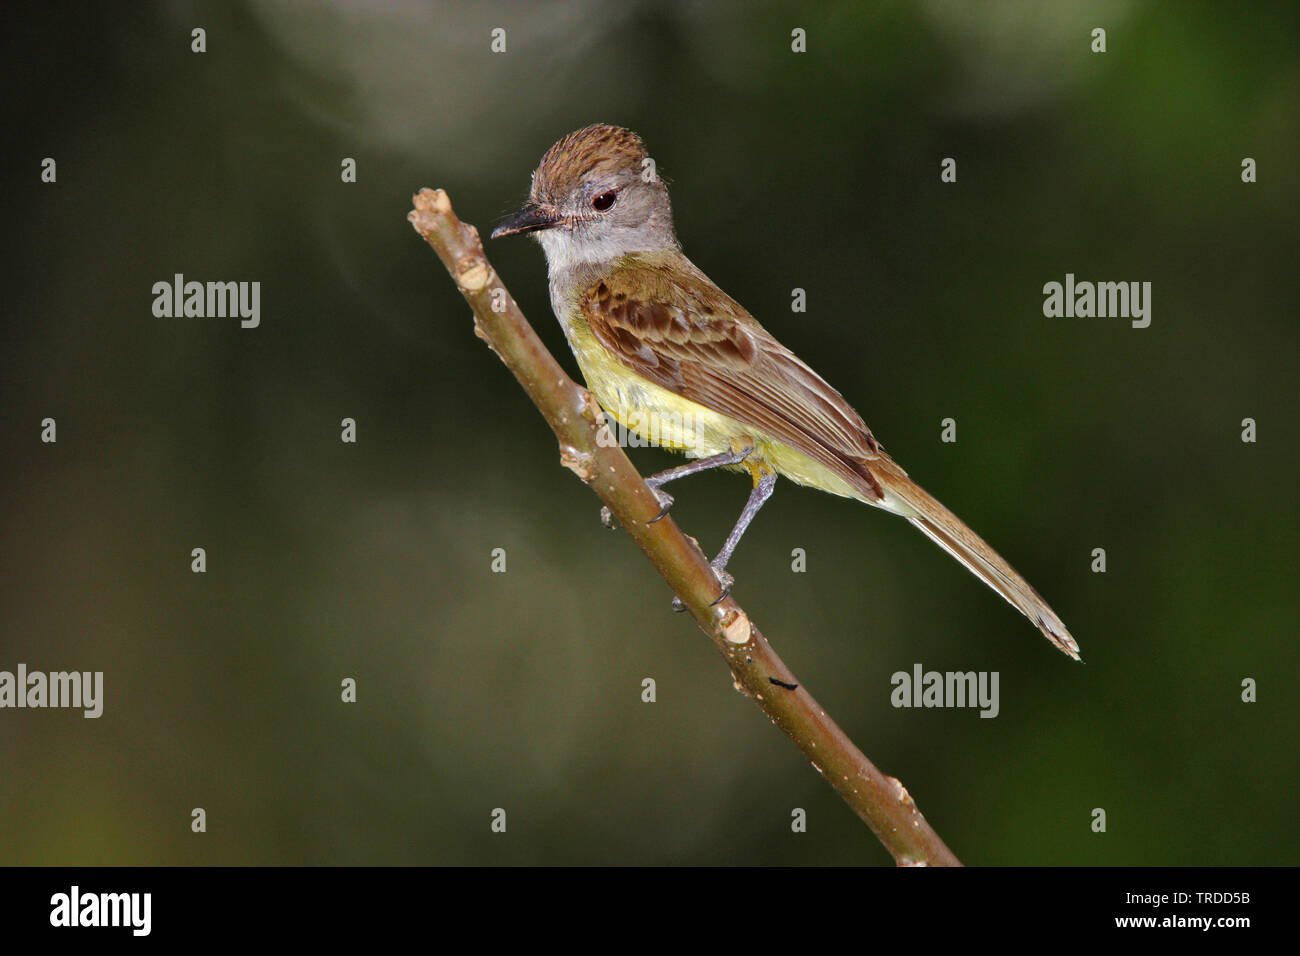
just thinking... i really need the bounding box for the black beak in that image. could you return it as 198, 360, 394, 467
491, 202, 563, 239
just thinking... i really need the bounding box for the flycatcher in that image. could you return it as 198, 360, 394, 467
492, 124, 1080, 660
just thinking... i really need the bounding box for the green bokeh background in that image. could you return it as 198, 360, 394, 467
2, 1, 1295, 865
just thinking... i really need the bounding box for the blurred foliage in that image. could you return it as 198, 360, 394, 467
1, 0, 1296, 864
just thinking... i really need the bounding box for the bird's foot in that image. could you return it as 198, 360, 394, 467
708, 565, 735, 606
645, 486, 674, 524
671, 563, 734, 612
601, 486, 674, 529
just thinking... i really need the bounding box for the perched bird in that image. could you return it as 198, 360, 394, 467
493, 124, 1079, 660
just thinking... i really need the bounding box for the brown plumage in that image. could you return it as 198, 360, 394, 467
532, 126, 650, 204
581, 255, 1079, 660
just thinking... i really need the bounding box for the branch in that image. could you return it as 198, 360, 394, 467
408, 188, 962, 867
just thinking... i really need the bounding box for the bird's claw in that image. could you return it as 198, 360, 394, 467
645, 486, 674, 524
600, 487, 674, 530
707, 566, 734, 606
670, 565, 734, 611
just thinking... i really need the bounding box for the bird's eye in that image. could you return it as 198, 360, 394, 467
591, 191, 617, 211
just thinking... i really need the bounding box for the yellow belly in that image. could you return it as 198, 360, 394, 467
567, 324, 870, 502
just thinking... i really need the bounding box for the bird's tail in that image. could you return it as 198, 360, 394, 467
859, 458, 1080, 661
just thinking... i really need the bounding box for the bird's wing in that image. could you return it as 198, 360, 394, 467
580, 257, 886, 498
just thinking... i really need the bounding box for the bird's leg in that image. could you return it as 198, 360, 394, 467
672, 467, 778, 611
705, 469, 777, 604
600, 446, 753, 529
711, 469, 777, 579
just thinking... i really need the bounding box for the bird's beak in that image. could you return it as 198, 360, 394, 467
491, 202, 563, 239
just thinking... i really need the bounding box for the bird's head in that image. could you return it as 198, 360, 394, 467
492, 124, 678, 270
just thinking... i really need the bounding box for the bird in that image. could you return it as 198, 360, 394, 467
491, 124, 1079, 660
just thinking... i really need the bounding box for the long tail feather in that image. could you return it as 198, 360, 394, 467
864, 461, 1080, 660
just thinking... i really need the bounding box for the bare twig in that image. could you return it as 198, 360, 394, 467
408, 188, 962, 866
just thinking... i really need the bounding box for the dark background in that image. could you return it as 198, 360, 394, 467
1, 1, 1295, 865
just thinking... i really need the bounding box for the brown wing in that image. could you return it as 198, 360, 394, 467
581, 255, 886, 499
